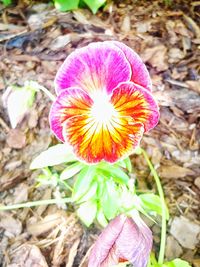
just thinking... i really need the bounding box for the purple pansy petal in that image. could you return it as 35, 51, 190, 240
49, 87, 93, 142
105, 41, 152, 91
54, 42, 131, 96
88, 215, 126, 267
88, 214, 152, 267
116, 216, 153, 267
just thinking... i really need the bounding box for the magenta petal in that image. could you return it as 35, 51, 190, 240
105, 41, 152, 91
49, 87, 93, 142
116, 216, 153, 267
55, 42, 131, 96
88, 215, 126, 267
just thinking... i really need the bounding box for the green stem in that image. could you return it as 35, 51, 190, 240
58, 179, 73, 192
141, 149, 167, 264
0, 197, 72, 211
38, 85, 56, 102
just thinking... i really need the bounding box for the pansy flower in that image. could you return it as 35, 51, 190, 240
88, 214, 153, 267
50, 41, 159, 164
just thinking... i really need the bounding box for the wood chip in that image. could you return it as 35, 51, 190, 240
159, 164, 195, 179
8, 244, 48, 267
6, 129, 26, 149
27, 211, 68, 236
66, 238, 80, 267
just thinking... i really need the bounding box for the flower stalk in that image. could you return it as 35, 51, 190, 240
141, 148, 167, 264
0, 197, 72, 211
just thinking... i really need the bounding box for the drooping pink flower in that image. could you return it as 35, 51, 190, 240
49, 41, 159, 164
88, 214, 153, 267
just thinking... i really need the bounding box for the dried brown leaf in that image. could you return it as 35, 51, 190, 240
141, 45, 168, 71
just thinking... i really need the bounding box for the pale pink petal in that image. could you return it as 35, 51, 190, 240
88, 215, 127, 267
116, 215, 153, 267
55, 42, 131, 96
88, 214, 152, 267
105, 41, 152, 91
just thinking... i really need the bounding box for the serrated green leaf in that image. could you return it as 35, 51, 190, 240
125, 194, 156, 224
54, 0, 79, 11
83, 0, 106, 14
163, 259, 192, 267
77, 200, 97, 227
139, 193, 169, 219
30, 144, 77, 169
97, 164, 129, 185
73, 166, 95, 201
75, 181, 97, 203
101, 180, 119, 220
139, 194, 162, 216
60, 162, 84, 180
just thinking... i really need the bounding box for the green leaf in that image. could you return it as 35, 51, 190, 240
139, 194, 169, 219
123, 157, 132, 172
96, 207, 108, 227
115, 160, 126, 169
76, 181, 98, 203
163, 259, 192, 267
139, 194, 162, 216
120, 187, 136, 210
2, 0, 12, 6
83, 0, 106, 14
77, 200, 97, 227
60, 162, 84, 180
96, 176, 104, 198
101, 180, 119, 220
30, 144, 77, 169
97, 163, 129, 185
54, 0, 79, 11
73, 166, 95, 201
